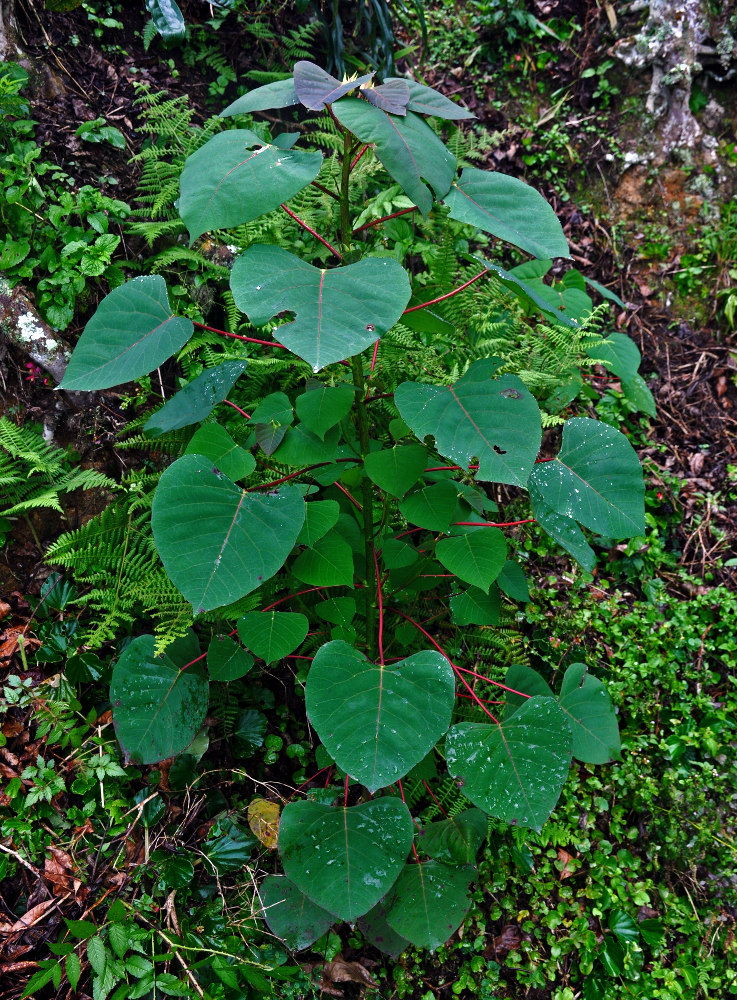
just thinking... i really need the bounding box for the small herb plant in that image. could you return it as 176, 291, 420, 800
60, 61, 646, 952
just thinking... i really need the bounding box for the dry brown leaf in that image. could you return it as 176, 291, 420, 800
323, 957, 378, 988
0, 601, 11, 620
8, 898, 56, 933
247, 798, 280, 849
557, 848, 575, 880
493, 924, 522, 956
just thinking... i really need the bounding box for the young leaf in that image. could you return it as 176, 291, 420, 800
527, 417, 645, 538
445, 696, 572, 831
221, 78, 299, 117
496, 560, 530, 602
504, 664, 552, 719
207, 635, 254, 682
86, 936, 107, 977
144, 361, 248, 436
386, 77, 475, 119
260, 875, 334, 950
296, 500, 340, 547
444, 168, 569, 259
295, 384, 354, 440
305, 640, 455, 791
152, 454, 305, 613
418, 809, 487, 865
110, 634, 208, 765
357, 902, 411, 958
435, 527, 507, 592
292, 534, 354, 586
185, 424, 255, 482
179, 131, 322, 243
332, 98, 455, 216
558, 663, 621, 764
364, 445, 427, 497
449, 585, 500, 626
237, 611, 309, 665
472, 256, 579, 329
315, 596, 356, 626
587, 331, 641, 381
383, 861, 474, 950
271, 425, 341, 466
361, 78, 411, 114
59, 276, 193, 391
65, 952, 81, 991
279, 798, 413, 921
293, 61, 373, 110
231, 245, 411, 371
399, 480, 458, 531
528, 495, 597, 572
622, 373, 657, 418
395, 359, 541, 487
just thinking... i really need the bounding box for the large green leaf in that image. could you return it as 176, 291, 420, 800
230, 245, 411, 371
292, 534, 354, 586
295, 384, 354, 439
435, 527, 507, 592
357, 902, 411, 958
444, 168, 569, 259
399, 480, 458, 531
364, 445, 427, 497
305, 640, 455, 791
449, 585, 500, 625
207, 635, 254, 682
332, 98, 455, 216
220, 78, 299, 117
185, 424, 256, 482
395, 359, 541, 487
110, 634, 207, 765
151, 454, 305, 613
383, 862, 474, 950
271, 425, 340, 466
473, 256, 579, 329
496, 560, 530, 603
293, 61, 373, 110
296, 500, 340, 547
529, 495, 597, 572
279, 798, 413, 921
527, 417, 645, 538
179, 131, 322, 243
559, 663, 621, 764
418, 809, 487, 865
237, 611, 308, 665
145, 361, 248, 436
386, 78, 474, 119
260, 875, 334, 951
59, 276, 193, 391
445, 696, 572, 831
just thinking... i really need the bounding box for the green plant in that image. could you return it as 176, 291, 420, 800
58, 58, 647, 953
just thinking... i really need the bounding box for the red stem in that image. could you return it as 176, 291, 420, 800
453, 519, 536, 528
457, 693, 504, 705
285, 765, 334, 802
369, 339, 380, 373
192, 320, 288, 351
422, 780, 448, 818
372, 545, 385, 664
333, 481, 363, 512
350, 144, 369, 169
247, 458, 361, 491
353, 206, 417, 235
397, 778, 421, 859
344, 774, 350, 807
222, 399, 250, 420
261, 587, 326, 612
453, 663, 531, 699
281, 203, 344, 260
403, 270, 486, 314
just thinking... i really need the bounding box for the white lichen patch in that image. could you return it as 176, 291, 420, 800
18, 311, 62, 354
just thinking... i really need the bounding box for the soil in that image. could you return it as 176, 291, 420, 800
0, 3, 736, 997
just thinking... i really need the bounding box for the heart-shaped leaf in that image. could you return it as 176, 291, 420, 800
361, 78, 410, 114
399, 480, 458, 531
364, 445, 427, 497
529, 496, 597, 572
152, 454, 305, 613
110, 633, 208, 765
504, 663, 552, 718
185, 424, 256, 482
305, 640, 455, 791
292, 534, 354, 586
279, 798, 413, 921
237, 611, 308, 665
179, 131, 322, 243
496, 560, 530, 602
230, 245, 411, 371
296, 500, 340, 547
145, 361, 248, 436
220, 78, 299, 117
444, 168, 569, 260
272, 425, 341, 466
559, 663, 621, 764
449, 585, 500, 625
436, 527, 507, 592
418, 809, 487, 865
527, 417, 645, 538
293, 61, 373, 109
385, 78, 475, 119
207, 635, 254, 682
383, 862, 475, 950
59, 276, 193, 391
295, 384, 354, 439
260, 875, 334, 950
395, 359, 541, 487
445, 696, 572, 831
588, 331, 641, 380
332, 98, 455, 216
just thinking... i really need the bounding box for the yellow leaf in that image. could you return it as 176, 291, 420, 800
247, 798, 280, 849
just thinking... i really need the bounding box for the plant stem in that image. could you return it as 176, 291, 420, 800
280, 203, 344, 260
340, 129, 353, 252
352, 354, 377, 659
403, 269, 487, 314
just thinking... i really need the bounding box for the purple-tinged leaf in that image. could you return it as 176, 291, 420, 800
361, 79, 410, 115
293, 61, 373, 110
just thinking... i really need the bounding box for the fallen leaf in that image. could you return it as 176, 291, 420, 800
0, 601, 10, 620
8, 898, 56, 933
247, 798, 280, 849
493, 923, 522, 956
322, 957, 378, 988
557, 848, 575, 880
